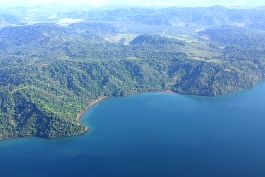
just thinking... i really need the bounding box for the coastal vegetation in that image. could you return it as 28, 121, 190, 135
0, 6, 265, 140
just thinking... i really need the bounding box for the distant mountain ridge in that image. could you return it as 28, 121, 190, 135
77, 6, 265, 30
1, 6, 265, 32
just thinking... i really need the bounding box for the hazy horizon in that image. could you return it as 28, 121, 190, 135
0, 0, 265, 9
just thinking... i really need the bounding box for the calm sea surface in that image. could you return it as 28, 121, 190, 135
1, 83, 265, 177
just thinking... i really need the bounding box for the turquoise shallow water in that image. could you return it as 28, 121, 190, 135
1, 83, 265, 177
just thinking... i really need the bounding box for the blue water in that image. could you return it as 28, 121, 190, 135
1, 83, 265, 177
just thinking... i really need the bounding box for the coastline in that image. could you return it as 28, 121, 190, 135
76, 90, 174, 126
77, 96, 109, 121
0, 97, 110, 142
76, 90, 175, 133
77, 89, 174, 120
0, 88, 218, 142
162, 89, 174, 94
1, 84, 262, 142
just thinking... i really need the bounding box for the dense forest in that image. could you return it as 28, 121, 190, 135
0, 6, 265, 140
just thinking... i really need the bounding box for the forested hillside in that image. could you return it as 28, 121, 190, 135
1, 6, 265, 140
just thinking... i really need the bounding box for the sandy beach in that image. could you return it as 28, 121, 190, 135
77, 96, 109, 121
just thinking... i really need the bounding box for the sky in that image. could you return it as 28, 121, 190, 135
0, 0, 264, 8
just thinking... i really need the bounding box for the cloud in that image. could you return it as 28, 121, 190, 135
0, 0, 111, 7
0, 0, 264, 8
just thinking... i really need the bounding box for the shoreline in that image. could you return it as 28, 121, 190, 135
77, 96, 109, 121
162, 89, 174, 94
77, 89, 175, 121
1, 84, 261, 142
0, 88, 221, 142
76, 96, 109, 135
76, 90, 175, 128
0, 97, 110, 142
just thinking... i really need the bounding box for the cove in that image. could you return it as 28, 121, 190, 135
1, 83, 265, 177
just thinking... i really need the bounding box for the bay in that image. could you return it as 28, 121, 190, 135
1, 83, 265, 177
